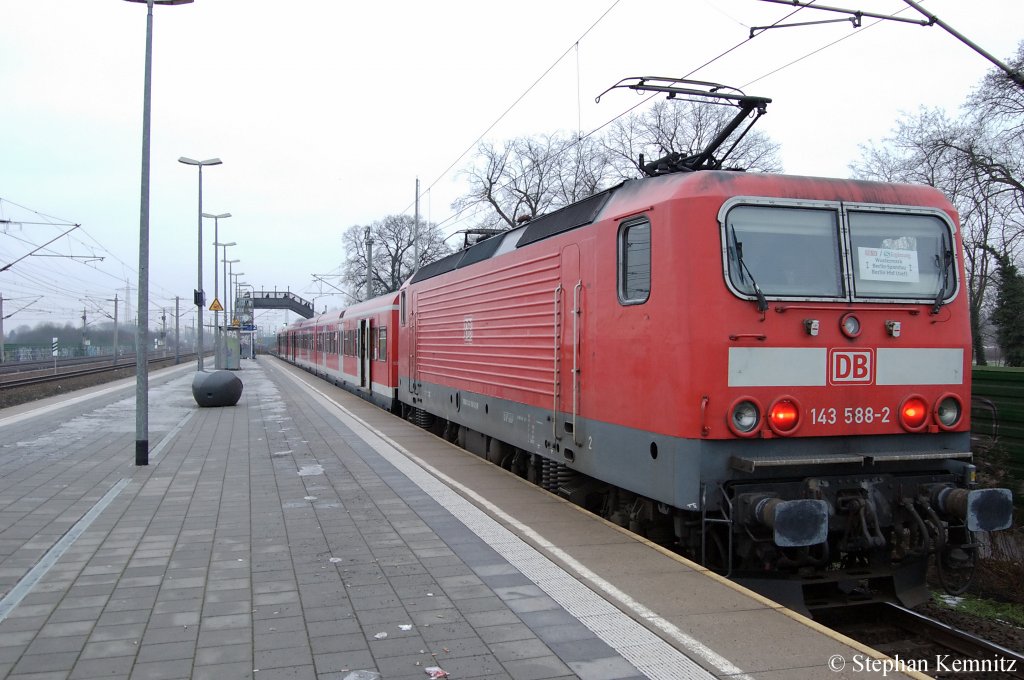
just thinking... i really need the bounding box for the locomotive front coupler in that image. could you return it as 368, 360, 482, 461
927, 484, 1014, 532
737, 492, 829, 548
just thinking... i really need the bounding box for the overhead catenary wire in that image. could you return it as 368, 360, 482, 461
741, 4, 914, 88
408, 0, 930, 241
1, 197, 189, 329
400, 0, 819, 238
394, 0, 624, 218
328, 0, 914, 305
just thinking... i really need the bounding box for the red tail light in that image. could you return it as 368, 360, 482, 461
768, 398, 800, 434
899, 396, 929, 431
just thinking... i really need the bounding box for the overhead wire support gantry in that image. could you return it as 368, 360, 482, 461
754, 0, 1024, 89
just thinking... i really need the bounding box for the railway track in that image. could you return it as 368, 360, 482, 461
0, 355, 202, 411
816, 602, 1024, 678
1, 354, 198, 389
0, 354, 135, 376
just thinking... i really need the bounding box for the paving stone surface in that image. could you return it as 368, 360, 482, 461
0, 363, 649, 679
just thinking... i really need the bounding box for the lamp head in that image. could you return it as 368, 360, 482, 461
178, 157, 222, 166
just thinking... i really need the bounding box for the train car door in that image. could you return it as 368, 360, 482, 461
358, 318, 370, 388
556, 245, 584, 449
408, 291, 420, 396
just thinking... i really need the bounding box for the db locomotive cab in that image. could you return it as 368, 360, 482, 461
711, 194, 1014, 604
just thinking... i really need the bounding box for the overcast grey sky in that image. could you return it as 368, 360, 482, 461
1, 0, 1021, 336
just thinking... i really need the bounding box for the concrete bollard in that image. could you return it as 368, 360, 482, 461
192, 370, 243, 407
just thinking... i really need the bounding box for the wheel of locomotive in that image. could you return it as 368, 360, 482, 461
485, 438, 507, 466
442, 420, 459, 443
427, 416, 446, 438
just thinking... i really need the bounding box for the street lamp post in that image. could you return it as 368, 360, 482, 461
179, 158, 222, 372
229, 271, 245, 324
204, 214, 231, 367
222, 256, 238, 324
224, 260, 240, 322
126, 0, 193, 467
213, 242, 236, 368
223, 257, 239, 366
236, 281, 254, 359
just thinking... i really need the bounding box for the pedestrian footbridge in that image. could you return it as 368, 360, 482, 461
244, 290, 314, 318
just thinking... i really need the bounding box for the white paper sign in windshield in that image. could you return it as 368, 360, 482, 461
858, 247, 920, 283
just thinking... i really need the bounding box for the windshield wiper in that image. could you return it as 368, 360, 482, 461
731, 226, 769, 313
931, 232, 952, 314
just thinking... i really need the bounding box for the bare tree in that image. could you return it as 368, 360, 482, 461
340, 215, 453, 301
852, 42, 1024, 365
453, 132, 614, 230
453, 100, 782, 232
951, 42, 1024, 209
851, 102, 1024, 365
603, 99, 783, 179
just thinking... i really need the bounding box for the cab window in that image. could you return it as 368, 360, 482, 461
849, 211, 954, 300
725, 206, 843, 298
619, 218, 651, 304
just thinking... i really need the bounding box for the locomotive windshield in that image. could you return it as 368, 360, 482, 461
723, 203, 956, 303
725, 206, 844, 298
848, 211, 952, 300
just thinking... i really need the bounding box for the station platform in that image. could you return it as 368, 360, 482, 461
0, 357, 920, 680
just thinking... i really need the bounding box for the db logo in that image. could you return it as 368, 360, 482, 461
829, 349, 874, 385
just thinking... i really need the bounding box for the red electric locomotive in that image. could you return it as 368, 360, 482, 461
396, 166, 1012, 606
282, 81, 1013, 609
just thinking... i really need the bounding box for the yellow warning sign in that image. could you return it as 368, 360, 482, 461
209, 298, 223, 312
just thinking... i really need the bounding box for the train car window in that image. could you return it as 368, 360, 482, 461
618, 218, 651, 304
371, 327, 379, 361
400, 291, 406, 326
378, 327, 387, 361
849, 211, 954, 301
725, 206, 843, 298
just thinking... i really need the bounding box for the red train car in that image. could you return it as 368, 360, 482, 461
393, 170, 1012, 607
279, 311, 342, 377
279, 294, 400, 412
338, 293, 400, 411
